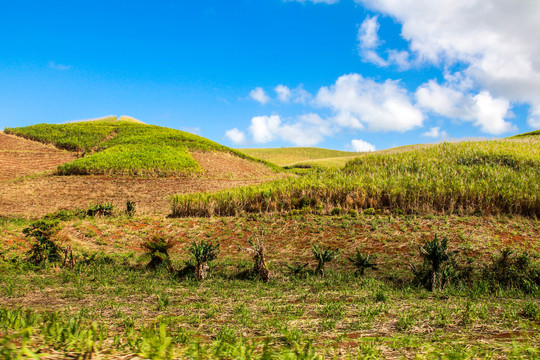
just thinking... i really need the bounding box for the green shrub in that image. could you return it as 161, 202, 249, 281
312, 244, 339, 277
331, 207, 342, 216
23, 220, 62, 265
189, 240, 220, 280
348, 249, 378, 276
142, 235, 175, 270
484, 248, 539, 291
87, 202, 115, 217
411, 236, 455, 291
126, 200, 136, 217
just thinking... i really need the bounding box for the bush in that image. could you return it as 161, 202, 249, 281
348, 249, 378, 276
483, 248, 539, 291
23, 220, 62, 265
126, 200, 136, 217
189, 240, 220, 280
312, 244, 339, 277
331, 207, 342, 216
87, 202, 115, 217
411, 236, 455, 291
142, 235, 175, 270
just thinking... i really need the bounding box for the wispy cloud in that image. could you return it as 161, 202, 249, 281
249, 87, 271, 105
48, 61, 71, 71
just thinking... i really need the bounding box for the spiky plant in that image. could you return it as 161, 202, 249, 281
420, 235, 451, 291
23, 220, 62, 265
189, 239, 220, 280
245, 236, 270, 282
286, 262, 309, 278
312, 244, 339, 277
142, 235, 175, 270
348, 249, 378, 276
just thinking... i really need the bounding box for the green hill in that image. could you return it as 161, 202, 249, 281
5, 118, 280, 177
172, 136, 540, 217
238, 147, 358, 167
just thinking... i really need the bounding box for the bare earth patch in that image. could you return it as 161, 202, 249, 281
0, 131, 76, 180
0, 138, 283, 217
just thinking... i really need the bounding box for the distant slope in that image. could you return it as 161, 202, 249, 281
510, 129, 540, 138
238, 147, 358, 167
5, 119, 280, 177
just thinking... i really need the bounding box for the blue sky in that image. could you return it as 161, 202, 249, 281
1, 0, 539, 151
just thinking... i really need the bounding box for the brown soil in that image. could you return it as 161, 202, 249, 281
0, 134, 283, 217
0, 131, 76, 180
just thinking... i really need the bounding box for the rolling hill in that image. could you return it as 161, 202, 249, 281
238, 147, 358, 168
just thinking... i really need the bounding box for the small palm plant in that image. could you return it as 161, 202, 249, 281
312, 244, 339, 277
420, 235, 451, 291
189, 239, 220, 280
348, 249, 378, 276
23, 220, 62, 265
142, 235, 175, 270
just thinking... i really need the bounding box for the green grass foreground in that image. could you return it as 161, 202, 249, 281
1, 212, 539, 359
5, 119, 281, 176
171, 137, 540, 217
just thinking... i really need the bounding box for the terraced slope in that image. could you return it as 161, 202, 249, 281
0, 131, 75, 180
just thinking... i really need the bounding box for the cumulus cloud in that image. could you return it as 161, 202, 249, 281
225, 128, 247, 144
357, 0, 540, 128
351, 139, 376, 152
416, 80, 515, 134
274, 84, 312, 104
422, 127, 448, 139
357, 16, 411, 69
245, 114, 335, 146
274, 85, 292, 102
249, 87, 270, 104
316, 73, 424, 132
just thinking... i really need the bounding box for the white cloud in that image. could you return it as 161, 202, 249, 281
225, 128, 247, 144
316, 73, 424, 132
274, 84, 312, 104
357, 0, 540, 128
275, 85, 292, 102
358, 15, 381, 50
357, 16, 411, 69
249, 87, 270, 104
416, 80, 515, 134
422, 127, 448, 138
48, 61, 71, 71
351, 139, 376, 152
528, 104, 540, 128
246, 114, 335, 146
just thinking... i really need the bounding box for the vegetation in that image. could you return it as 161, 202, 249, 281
171, 137, 540, 217
312, 244, 339, 277
348, 249, 378, 277
245, 236, 270, 282
22, 220, 62, 264
5, 119, 280, 176
413, 236, 453, 291
189, 239, 220, 280
142, 234, 175, 269
238, 147, 358, 168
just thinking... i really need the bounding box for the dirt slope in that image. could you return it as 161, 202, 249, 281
0, 134, 282, 217
0, 131, 76, 180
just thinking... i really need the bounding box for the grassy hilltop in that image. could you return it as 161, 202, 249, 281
5, 117, 279, 177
